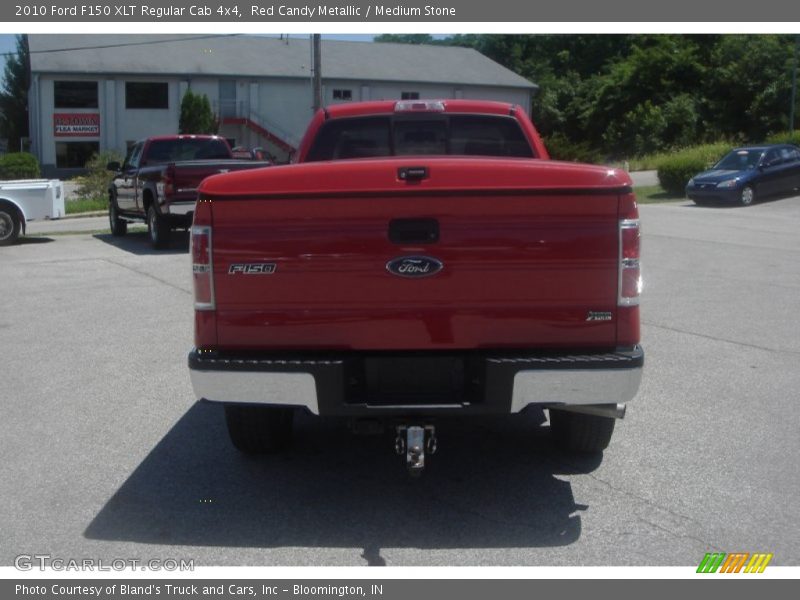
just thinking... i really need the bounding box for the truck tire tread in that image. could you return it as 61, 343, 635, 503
0, 205, 22, 246
224, 405, 294, 454
549, 409, 616, 454
147, 204, 171, 249
109, 197, 127, 236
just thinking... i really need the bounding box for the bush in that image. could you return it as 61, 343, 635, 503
0, 152, 40, 179
655, 143, 731, 195
657, 155, 706, 195
545, 132, 604, 164
765, 131, 800, 145
73, 150, 123, 201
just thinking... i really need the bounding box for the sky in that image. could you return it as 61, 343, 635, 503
1, 34, 17, 57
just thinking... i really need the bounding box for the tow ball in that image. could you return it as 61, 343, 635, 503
394, 425, 437, 476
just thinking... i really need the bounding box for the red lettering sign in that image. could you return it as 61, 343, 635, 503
53, 113, 100, 137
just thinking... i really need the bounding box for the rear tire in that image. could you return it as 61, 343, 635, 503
224, 405, 294, 454
147, 204, 171, 249
109, 197, 127, 236
0, 205, 21, 246
549, 409, 616, 453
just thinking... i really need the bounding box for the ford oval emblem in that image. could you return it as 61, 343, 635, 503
386, 256, 443, 278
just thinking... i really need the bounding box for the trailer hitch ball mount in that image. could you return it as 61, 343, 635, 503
394, 425, 437, 476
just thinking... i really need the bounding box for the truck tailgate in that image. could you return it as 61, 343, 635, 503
200, 158, 629, 351
168, 160, 271, 201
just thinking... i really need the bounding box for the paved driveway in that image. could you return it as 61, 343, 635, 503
1, 196, 798, 566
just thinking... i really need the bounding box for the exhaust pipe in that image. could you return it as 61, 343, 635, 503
547, 403, 626, 419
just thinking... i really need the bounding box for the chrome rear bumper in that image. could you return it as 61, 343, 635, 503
189, 347, 643, 418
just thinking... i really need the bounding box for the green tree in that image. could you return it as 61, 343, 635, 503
374, 34, 436, 45
705, 35, 796, 141
0, 34, 30, 152
375, 33, 800, 158
179, 89, 217, 134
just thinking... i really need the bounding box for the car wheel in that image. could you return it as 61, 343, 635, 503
0, 205, 21, 246
549, 409, 616, 453
740, 185, 755, 206
224, 405, 294, 454
693, 198, 711, 207
147, 204, 170, 249
108, 197, 127, 236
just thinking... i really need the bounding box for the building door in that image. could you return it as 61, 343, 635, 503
219, 80, 237, 118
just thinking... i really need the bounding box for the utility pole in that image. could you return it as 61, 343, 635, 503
312, 34, 322, 113
791, 34, 799, 133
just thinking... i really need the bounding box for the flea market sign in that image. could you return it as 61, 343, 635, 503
53, 113, 100, 137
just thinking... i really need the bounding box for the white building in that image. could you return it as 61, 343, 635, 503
27, 34, 537, 177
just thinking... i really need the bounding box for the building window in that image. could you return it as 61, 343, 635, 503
55, 141, 99, 168
54, 81, 98, 109
333, 89, 352, 101
126, 82, 169, 109
401, 92, 420, 100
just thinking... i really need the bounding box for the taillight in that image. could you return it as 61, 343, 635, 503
191, 225, 215, 310
164, 163, 176, 197
619, 218, 641, 306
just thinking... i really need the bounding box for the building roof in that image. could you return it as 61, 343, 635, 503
28, 34, 536, 90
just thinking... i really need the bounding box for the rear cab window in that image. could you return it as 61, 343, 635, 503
146, 138, 232, 163
305, 114, 536, 162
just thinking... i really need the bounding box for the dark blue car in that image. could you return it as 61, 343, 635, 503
685, 144, 800, 206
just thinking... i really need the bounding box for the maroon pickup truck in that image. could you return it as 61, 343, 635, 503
188, 100, 643, 474
106, 135, 270, 248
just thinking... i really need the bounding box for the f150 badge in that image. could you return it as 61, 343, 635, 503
386, 256, 443, 278
228, 263, 277, 274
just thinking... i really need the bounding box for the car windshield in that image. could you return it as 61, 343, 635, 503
714, 149, 762, 171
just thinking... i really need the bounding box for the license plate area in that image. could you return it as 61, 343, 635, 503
346, 354, 481, 406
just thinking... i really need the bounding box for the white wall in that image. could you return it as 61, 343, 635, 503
36, 75, 182, 172
111, 77, 180, 150
255, 77, 316, 143
323, 80, 531, 114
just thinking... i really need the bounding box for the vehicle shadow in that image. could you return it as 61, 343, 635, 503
93, 231, 190, 255
17, 236, 55, 245
84, 402, 600, 561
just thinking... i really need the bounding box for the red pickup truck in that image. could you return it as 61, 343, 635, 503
188, 100, 643, 474
106, 135, 270, 248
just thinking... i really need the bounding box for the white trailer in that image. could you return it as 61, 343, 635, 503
0, 179, 65, 245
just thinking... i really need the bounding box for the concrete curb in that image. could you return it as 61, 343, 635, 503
61, 210, 108, 219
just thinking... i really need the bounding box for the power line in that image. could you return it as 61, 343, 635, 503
0, 34, 242, 58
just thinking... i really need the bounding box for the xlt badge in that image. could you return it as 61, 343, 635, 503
386, 256, 443, 278
586, 311, 613, 321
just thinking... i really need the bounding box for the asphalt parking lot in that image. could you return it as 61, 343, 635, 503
2, 196, 799, 567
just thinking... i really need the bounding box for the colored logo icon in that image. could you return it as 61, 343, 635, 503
697, 552, 773, 573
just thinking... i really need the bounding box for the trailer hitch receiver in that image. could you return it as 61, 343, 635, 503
395, 425, 437, 476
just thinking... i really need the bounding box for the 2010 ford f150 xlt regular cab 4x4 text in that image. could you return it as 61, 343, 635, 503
188, 100, 643, 474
